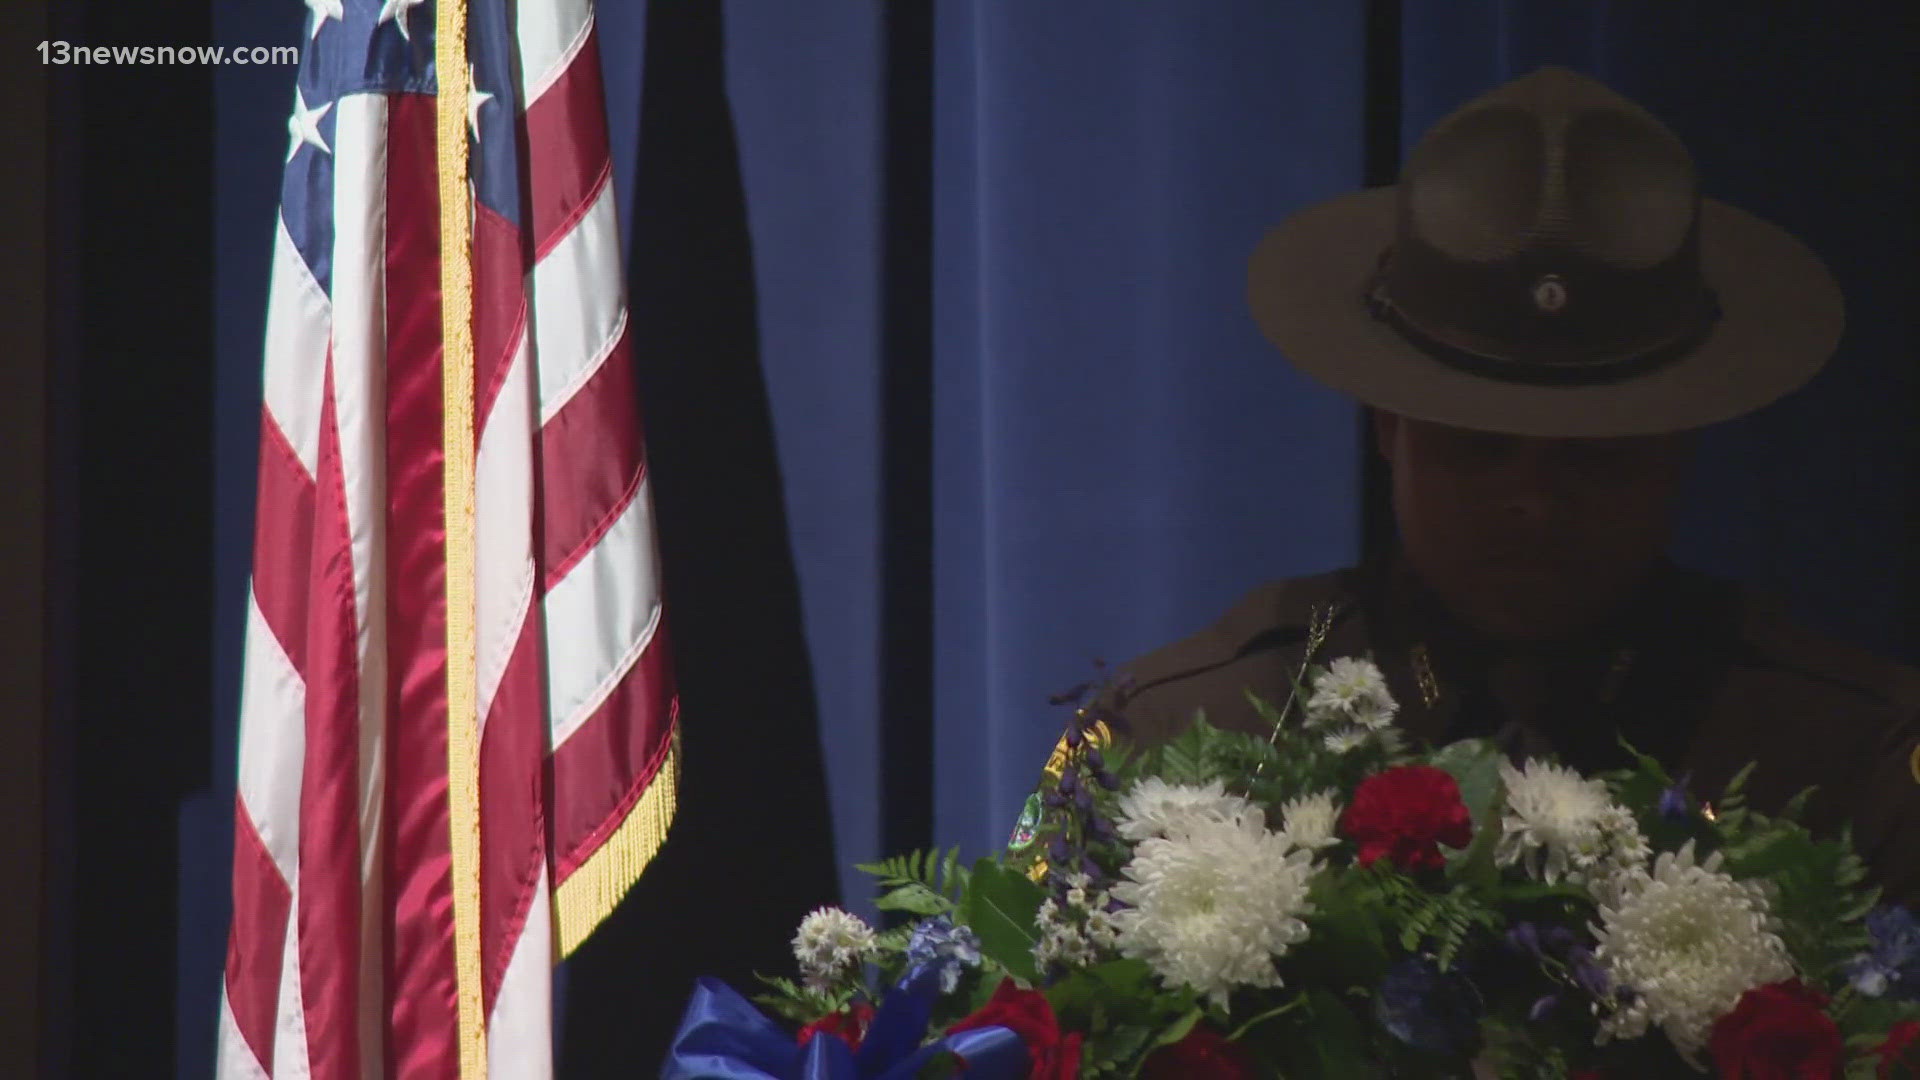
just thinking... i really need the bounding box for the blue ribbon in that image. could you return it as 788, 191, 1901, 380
661, 967, 1029, 1080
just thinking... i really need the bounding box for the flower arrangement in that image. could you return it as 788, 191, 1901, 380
664, 658, 1920, 1078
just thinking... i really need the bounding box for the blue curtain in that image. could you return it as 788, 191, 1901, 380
176, 1, 1913, 1075
927, 1, 1367, 862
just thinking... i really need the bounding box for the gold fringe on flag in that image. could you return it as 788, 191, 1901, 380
434, 0, 485, 1075
553, 725, 683, 957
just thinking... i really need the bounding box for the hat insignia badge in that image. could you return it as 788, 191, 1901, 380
1532, 274, 1569, 314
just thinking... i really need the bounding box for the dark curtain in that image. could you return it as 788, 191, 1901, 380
556, 2, 844, 1070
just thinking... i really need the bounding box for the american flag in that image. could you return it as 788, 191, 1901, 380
219, 0, 678, 1075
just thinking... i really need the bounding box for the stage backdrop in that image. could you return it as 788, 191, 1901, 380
174, 1, 1912, 1074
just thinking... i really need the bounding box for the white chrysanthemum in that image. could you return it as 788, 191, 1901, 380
1305, 657, 1398, 728
1496, 760, 1650, 888
1349, 699, 1397, 731
1109, 809, 1318, 1008
1322, 726, 1372, 754
1114, 777, 1256, 842
1592, 842, 1794, 1063
792, 906, 877, 986
1279, 790, 1343, 851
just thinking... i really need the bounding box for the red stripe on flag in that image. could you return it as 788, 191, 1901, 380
537, 324, 644, 588
472, 202, 529, 438
379, 92, 459, 1080
477, 612, 547, 1012
299, 359, 367, 1080
524, 29, 612, 260
226, 796, 293, 1075
548, 621, 678, 881
252, 407, 316, 673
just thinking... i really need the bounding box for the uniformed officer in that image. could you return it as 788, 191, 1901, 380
1098, 67, 1920, 903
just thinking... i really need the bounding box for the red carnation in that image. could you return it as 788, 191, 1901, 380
1140, 1025, 1256, 1079
948, 977, 1082, 1080
796, 1001, 875, 1053
1707, 979, 1841, 1080
1340, 765, 1473, 871
1880, 1020, 1920, 1079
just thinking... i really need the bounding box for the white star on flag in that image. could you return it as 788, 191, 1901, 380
285, 88, 333, 163
304, 0, 343, 41
468, 65, 494, 143
377, 0, 428, 43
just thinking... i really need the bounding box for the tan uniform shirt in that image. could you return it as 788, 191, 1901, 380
1105, 560, 1920, 904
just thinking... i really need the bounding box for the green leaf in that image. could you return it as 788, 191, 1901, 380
1776, 784, 1818, 825
1145, 1008, 1203, 1053
1245, 689, 1286, 728
859, 847, 973, 911
1288, 875, 1390, 991
963, 859, 1046, 983
876, 883, 953, 916
1081, 1023, 1153, 1077
750, 972, 852, 1025
1225, 994, 1306, 1042
943, 847, 964, 899
1045, 958, 1158, 1021
1722, 760, 1756, 800
1284, 989, 1375, 1078
1429, 739, 1506, 882
1491, 880, 1591, 904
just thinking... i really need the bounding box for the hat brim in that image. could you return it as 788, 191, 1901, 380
1246, 188, 1844, 437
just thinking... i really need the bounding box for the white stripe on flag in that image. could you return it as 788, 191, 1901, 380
272, 910, 313, 1080
486, 862, 555, 1079
326, 93, 388, 673
326, 92, 391, 1078
236, 587, 307, 884
262, 216, 332, 480
544, 478, 662, 749
217, 988, 274, 1080
530, 182, 625, 423
476, 329, 538, 733
514, 0, 593, 105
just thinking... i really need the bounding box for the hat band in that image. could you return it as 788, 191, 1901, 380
1362, 279, 1721, 388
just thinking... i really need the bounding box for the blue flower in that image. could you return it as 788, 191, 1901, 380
1374, 957, 1484, 1057
1504, 920, 1581, 962
1505, 921, 1542, 957
1566, 946, 1612, 1001
1658, 772, 1695, 822
1846, 905, 1920, 1000
905, 916, 982, 995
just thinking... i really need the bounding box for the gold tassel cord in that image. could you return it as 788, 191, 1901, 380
554, 727, 683, 957
434, 0, 485, 1075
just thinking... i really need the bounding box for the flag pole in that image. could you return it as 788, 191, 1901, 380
435, 0, 485, 1074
